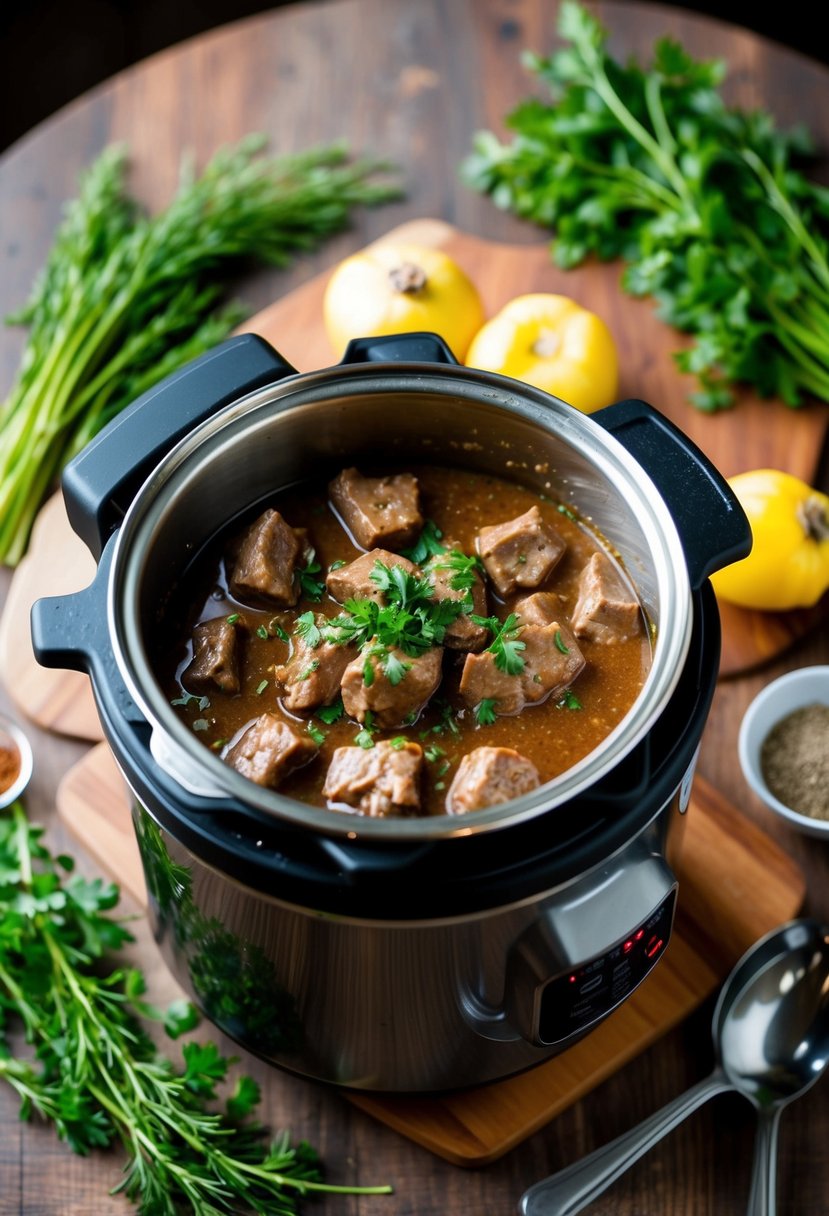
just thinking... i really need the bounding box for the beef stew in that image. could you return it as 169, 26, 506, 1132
154, 464, 652, 816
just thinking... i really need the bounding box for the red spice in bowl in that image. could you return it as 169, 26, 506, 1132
0, 739, 20, 794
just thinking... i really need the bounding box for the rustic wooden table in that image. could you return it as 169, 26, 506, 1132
1, 1, 828, 1212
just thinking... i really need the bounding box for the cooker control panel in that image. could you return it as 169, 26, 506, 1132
537, 889, 676, 1046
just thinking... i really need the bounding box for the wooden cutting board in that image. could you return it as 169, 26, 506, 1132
3, 217, 828, 741
57, 741, 806, 1167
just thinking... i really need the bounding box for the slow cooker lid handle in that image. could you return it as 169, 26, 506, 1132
594, 398, 752, 590
62, 333, 297, 560
338, 331, 460, 366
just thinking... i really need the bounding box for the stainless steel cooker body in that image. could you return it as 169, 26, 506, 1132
31, 331, 750, 1091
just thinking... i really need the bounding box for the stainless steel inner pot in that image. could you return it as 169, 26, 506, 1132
107, 359, 693, 839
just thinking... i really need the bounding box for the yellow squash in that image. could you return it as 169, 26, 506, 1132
323, 242, 486, 361
464, 292, 619, 413
711, 469, 829, 611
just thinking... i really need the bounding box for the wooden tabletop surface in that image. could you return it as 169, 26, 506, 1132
2, 1, 829, 1213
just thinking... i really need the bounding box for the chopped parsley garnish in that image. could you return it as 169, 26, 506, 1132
322, 560, 466, 678
268, 617, 289, 642
362, 655, 375, 687
317, 697, 344, 725
297, 659, 320, 682
424, 744, 445, 763
429, 548, 484, 594
256, 624, 269, 640
554, 629, 570, 654
557, 688, 583, 710
557, 504, 578, 522
471, 612, 526, 675
328, 559, 347, 571
389, 736, 408, 750
255, 679, 269, 695
297, 549, 325, 601
354, 711, 378, 749
171, 693, 211, 712
434, 781, 446, 791
401, 519, 445, 562
475, 698, 498, 726
307, 722, 326, 746
226, 613, 240, 625
209, 738, 228, 750
294, 611, 322, 648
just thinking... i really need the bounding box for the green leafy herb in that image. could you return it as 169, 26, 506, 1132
401, 519, 446, 562
297, 659, 320, 682
297, 549, 325, 602
461, 0, 829, 411
307, 722, 327, 746
171, 692, 211, 712
558, 688, 583, 710
354, 711, 378, 749
475, 698, 499, 726
256, 624, 270, 640
328, 559, 347, 571
389, 736, 408, 750
294, 611, 321, 648
0, 802, 393, 1212
429, 548, 484, 594
269, 617, 290, 643
471, 612, 527, 675
424, 744, 446, 763
322, 560, 467, 677
255, 679, 269, 695
0, 137, 402, 566
554, 629, 570, 654
316, 698, 344, 725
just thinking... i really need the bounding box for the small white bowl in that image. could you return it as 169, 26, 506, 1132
738, 665, 829, 839
0, 712, 34, 809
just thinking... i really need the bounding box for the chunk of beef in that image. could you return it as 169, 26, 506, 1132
476, 506, 566, 597
572, 552, 643, 643
459, 618, 585, 716
329, 467, 423, 551
426, 545, 489, 652
224, 713, 317, 788
341, 647, 443, 728
327, 549, 417, 604
322, 740, 423, 817
182, 616, 242, 695
273, 615, 355, 712
446, 746, 540, 814
514, 591, 562, 627
229, 509, 303, 607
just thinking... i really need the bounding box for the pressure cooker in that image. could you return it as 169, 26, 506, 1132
31, 331, 750, 1092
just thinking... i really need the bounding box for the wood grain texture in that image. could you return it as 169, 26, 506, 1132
3, 2, 829, 1213
2, 216, 826, 740
55, 741, 805, 1167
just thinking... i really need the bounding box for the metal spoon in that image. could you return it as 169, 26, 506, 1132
518, 917, 829, 1216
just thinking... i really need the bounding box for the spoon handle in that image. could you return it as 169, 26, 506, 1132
518, 1071, 733, 1216
746, 1106, 783, 1216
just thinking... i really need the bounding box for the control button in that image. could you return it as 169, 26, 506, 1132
579, 973, 604, 996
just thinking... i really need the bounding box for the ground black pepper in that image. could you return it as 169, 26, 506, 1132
760, 702, 829, 821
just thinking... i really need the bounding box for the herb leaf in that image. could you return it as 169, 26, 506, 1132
317, 697, 344, 725
461, 0, 829, 411
475, 698, 498, 726
471, 612, 527, 675
294, 611, 322, 648
297, 549, 325, 601
401, 519, 446, 562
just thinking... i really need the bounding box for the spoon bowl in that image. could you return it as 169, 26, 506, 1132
519, 917, 829, 1216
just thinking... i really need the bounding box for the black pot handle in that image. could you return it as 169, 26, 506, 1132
594, 398, 752, 590
338, 331, 460, 366
62, 333, 297, 560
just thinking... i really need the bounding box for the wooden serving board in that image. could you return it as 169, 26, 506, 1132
3, 217, 828, 740
57, 741, 805, 1167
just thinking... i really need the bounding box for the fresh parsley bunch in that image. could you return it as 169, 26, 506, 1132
0, 802, 392, 1214
462, 0, 829, 411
